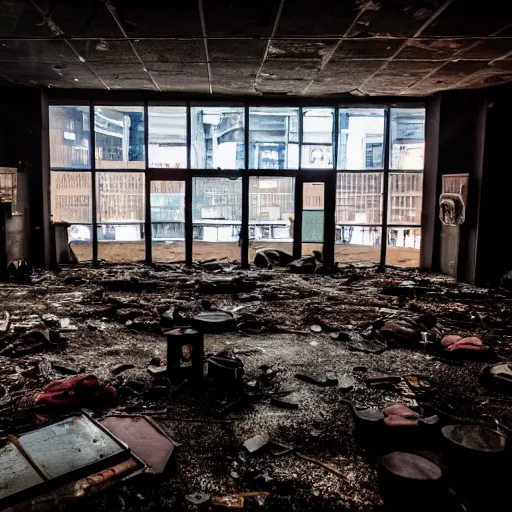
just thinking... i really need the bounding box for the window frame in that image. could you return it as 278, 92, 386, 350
48, 98, 426, 268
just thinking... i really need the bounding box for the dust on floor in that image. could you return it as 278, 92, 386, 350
1, 262, 510, 511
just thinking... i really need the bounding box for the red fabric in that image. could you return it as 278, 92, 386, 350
35, 374, 117, 409
442, 335, 483, 351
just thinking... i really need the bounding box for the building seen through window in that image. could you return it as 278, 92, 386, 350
49, 104, 425, 265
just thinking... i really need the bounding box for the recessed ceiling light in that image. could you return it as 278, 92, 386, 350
74, 78, 79, 82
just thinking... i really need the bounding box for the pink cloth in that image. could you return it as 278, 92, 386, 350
383, 403, 419, 427
442, 335, 483, 351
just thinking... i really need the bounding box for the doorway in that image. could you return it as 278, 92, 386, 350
149, 180, 186, 263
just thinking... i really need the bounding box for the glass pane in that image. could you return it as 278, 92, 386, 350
51, 171, 92, 223
68, 225, 92, 262
96, 172, 145, 222
302, 182, 324, 248
49, 106, 91, 169
336, 173, 383, 225
249, 177, 294, 262
303, 108, 334, 143
338, 108, 385, 170
95, 106, 145, 169
151, 181, 185, 262
387, 227, 421, 267
97, 224, 145, 263
191, 107, 244, 169
96, 172, 145, 262
388, 173, 423, 225
249, 107, 299, 169
301, 145, 333, 169
389, 108, 425, 170
335, 226, 381, 264
193, 177, 242, 261
148, 107, 187, 169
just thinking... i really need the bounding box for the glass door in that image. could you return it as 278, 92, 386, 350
150, 180, 186, 262
301, 181, 325, 257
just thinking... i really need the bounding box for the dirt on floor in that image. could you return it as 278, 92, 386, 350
73, 241, 420, 267
1, 262, 511, 511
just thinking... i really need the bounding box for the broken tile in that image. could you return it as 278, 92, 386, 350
271, 393, 300, 409
243, 434, 269, 454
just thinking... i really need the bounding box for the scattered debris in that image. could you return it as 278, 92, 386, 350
186, 492, 211, 505
295, 452, 348, 480
212, 495, 245, 509
51, 361, 80, 375
271, 393, 300, 409
243, 434, 269, 454
295, 372, 338, 387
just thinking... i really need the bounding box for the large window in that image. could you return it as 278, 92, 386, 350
49, 103, 426, 268
49, 106, 91, 170
390, 108, 425, 170
191, 107, 244, 169
193, 178, 242, 261
338, 108, 385, 170
96, 172, 145, 263
148, 107, 187, 169
249, 177, 295, 261
95, 106, 145, 169
249, 107, 299, 169
151, 180, 185, 262
335, 107, 425, 267
302, 108, 334, 169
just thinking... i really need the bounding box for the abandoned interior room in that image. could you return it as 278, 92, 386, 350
1, 0, 512, 511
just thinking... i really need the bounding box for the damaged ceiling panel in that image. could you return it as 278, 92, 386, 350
0, 0, 510, 95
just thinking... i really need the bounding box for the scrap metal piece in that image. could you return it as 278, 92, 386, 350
212, 495, 245, 508
101, 415, 178, 473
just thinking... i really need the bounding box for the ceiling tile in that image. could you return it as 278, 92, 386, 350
72, 40, 137, 63
208, 39, 268, 61
276, 0, 357, 36
203, 0, 280, 37
88, 62, 155, 89
459, 39, 512, 60
332, 39, 404, 59
350, 2, 439, 38
134, 40, 206, 63
150, 72, 211, 93
268, 39, 337, 61
0, 61, 102, 88
259, 59, 319, 80
32, 0, 124, 37
398, 39, 469, 60
0, 40, 78, 63
0, 2, 52, 37
365, 60, 440, 93
423, 0, 512, 37
116, 0, 202, 37
256, 78, 308, 94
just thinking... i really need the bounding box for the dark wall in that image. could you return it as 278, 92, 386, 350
0, 87, 45, 268
433, 84, 512, 287
475, 86, 512, 286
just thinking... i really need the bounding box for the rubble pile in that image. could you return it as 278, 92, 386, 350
1, 260, 512, 511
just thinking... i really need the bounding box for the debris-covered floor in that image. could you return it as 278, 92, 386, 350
1, 260, 512, 511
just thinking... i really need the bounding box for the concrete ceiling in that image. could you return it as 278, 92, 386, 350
0, 0, 511, 96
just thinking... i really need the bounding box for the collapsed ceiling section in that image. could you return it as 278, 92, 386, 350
0, 0, 511, 96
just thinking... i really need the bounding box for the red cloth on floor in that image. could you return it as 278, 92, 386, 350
35, 374, 117, 409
